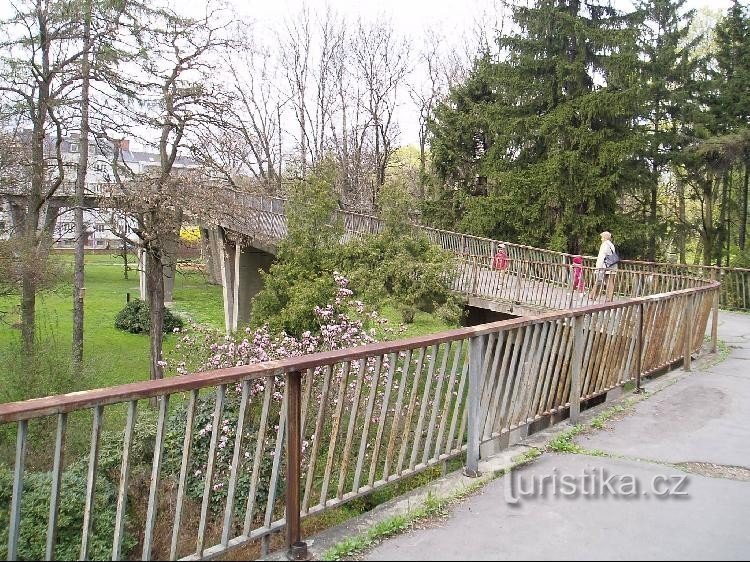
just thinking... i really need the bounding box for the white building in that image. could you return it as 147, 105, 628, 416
0, 132, 199, 249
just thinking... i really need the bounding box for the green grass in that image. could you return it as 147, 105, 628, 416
0, 254, 224, 400
378, 303, 458, 339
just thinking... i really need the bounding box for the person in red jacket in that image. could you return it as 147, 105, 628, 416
493, 243, 509, 271
572, 255, 585, 293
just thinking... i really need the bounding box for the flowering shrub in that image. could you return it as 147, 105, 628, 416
161, 274, 409, 519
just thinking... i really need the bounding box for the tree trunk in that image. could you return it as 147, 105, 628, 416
73, 1, 91, 369
677, 174, 686, 264
146, 247, 165, 382
740, 161, 748, 251
20, 261, 36, 355
648, 173, 658, 261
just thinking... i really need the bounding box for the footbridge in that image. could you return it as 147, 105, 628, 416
189, 189, 748, 329
1, 185, 748, 562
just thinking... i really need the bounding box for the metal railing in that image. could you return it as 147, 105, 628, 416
0, 185, 728, 561
0, 277, 718, 561
216, 189, 749, 312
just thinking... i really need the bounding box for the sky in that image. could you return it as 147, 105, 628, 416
0, 0, 736, 149
227, 0, 734, 146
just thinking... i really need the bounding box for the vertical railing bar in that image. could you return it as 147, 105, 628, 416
299, 367, 314, 438
112, 401, 137, 561
353, 355, 384, 493
570, 316, 585, 424
684, 294, 694, 371
170, 389, 198, 561
615, 305, 636, 386
636, 303, 644, 391
711, 270, 719, 354
552, 318, 576, 411
8, 419, 28, 562
368, 353, 397, 487
508, 323, 538, 426
81, 404, 104, 561
142, 395, 169, 561
512, 323, 545, 426
221, 380, 251, 547
579, 311, 600, 395
396, 347, 427, 475
410, 345, 438, 470
302, 366, 332, 513
423, 341, 451, 465
486, 330, 514, 436
243, 381, 273, 535
263, 383, 288, 527
542, 318, 568, 412
383, 350, 412, 479
531, 321, 557, 415
477, 332, 501, 438
434, 339, 464, 457
319, 361, 350, 504
499, 328, 528, 429
446, 349, 470, 454
196, 385, 226, 557
285, 370, 305, 559
477, 333, 498, 429
464, 335, 484, 477
45, 413, 67, 561
337, 359, 367, 499
524, 322, 551, 422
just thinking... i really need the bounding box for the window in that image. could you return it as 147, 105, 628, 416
70, 143, 79, 153
95, 224, 106, 233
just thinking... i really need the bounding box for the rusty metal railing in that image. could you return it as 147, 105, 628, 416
219, 189, 749, 312
0, 277, 718, 561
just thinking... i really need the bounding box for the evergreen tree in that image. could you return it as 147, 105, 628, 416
633, 0, 701, 261
427, 0, 644, 255
712, 1, 750, 252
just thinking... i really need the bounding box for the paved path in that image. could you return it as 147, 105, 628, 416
365, 311, 750, 561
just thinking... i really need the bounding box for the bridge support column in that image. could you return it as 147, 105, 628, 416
218, 229, 237, 334
217, 228, 275, 333
137, 249, 175, 304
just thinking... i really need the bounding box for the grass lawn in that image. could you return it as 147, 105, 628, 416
0, 255, 458, 403
0, 253, 224, 403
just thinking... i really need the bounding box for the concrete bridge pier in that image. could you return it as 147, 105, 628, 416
215, 227, 275, 334
137, 249, 175, 304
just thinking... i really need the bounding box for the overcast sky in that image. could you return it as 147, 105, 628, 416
229, 0, 733, 146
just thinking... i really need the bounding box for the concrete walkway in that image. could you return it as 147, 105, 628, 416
364, 311, 750, 561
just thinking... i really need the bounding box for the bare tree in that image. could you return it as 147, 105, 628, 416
100, 3, 237, 382
279, 8, 312, 179
0, 0, 90, 354
353, 19, 410, 204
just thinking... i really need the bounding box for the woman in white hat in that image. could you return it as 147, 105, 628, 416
590, 231, 617, 301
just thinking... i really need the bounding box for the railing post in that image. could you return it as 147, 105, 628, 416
683, 294, 694, 371
286, 370, 309, 561
471, 256, 479, 296
711, 269, 719, 354
464, 335, 485, 478
570, 315, 584, 424
635, 303, 644, 393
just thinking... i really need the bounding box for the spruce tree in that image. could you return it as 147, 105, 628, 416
634, 0, 701, 261
427, 0, 644, 255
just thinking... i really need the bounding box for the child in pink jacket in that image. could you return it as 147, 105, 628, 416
572, 255, 585, 293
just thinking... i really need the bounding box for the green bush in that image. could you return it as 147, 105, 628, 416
114, 299, 184, 334
0, 463, 136, 560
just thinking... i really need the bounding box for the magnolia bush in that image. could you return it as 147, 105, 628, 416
160, 273, 415, 519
